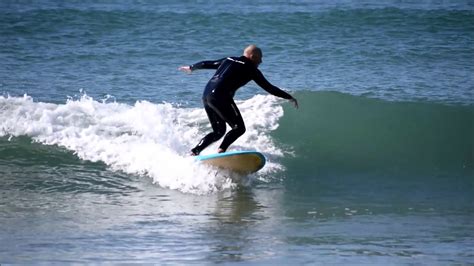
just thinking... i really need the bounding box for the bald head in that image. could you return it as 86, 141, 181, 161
243, 45, 263, 66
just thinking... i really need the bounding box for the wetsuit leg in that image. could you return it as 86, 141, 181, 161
191, 99, 226, 155
207, 97, 246, 152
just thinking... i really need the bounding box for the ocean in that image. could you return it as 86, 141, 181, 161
1, 0, 473, 264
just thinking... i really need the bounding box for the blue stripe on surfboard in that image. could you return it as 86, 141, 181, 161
196, 150, 266, 166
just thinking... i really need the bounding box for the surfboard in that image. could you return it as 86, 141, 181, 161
196, 151, 266, 174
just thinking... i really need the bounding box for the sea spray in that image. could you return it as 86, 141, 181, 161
0, 93, 287, 194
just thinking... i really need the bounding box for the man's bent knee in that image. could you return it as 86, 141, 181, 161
232, 124, 246, 137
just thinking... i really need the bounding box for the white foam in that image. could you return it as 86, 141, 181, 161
0, 93, 286, 194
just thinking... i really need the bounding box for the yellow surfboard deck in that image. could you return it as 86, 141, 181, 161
196, 151, 266, 174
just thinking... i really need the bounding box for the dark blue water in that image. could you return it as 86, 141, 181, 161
1, 1, 473, 264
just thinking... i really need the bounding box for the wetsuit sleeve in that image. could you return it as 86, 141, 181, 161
190, 58, 226, 71
253, 69, 293, 99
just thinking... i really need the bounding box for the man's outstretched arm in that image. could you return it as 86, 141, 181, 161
179, 58, 226, 73
253, 69, 298, 108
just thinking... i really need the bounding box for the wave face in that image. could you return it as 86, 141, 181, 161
0, 94, 286, 194
274, 91, 473, 178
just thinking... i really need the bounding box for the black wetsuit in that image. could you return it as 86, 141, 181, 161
190, 56, 293, 155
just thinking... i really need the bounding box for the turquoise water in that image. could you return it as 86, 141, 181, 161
1, 1, 473, 264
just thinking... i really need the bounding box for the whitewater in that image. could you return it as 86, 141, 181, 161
1, 93, 287, 194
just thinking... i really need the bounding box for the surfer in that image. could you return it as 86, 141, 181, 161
179, 45, 298, 156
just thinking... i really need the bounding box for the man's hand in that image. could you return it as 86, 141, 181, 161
289, 97, 299, 109
178, 65, 192, 73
